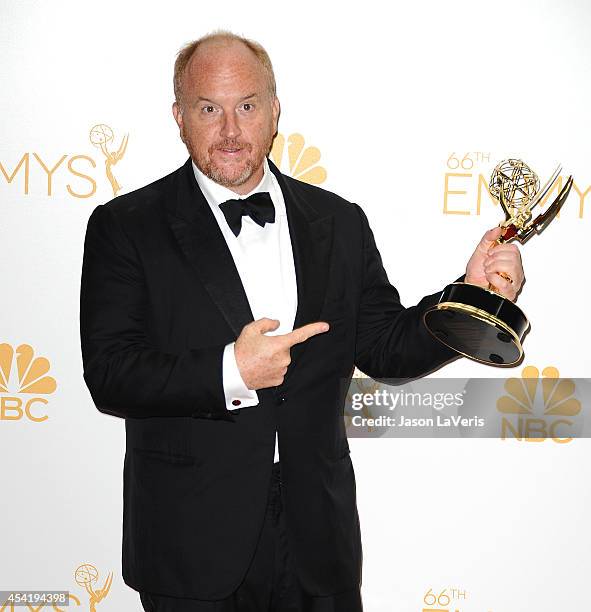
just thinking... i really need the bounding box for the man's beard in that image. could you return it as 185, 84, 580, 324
183, 131, 270, 188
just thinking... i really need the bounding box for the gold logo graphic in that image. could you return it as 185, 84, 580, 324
498, 365, 581, 416
270, 133, 327, 184
1, 563, 116, 611
0, 344, 57, 422
89, 124, 129, 196
1, 123, 130, 199
345, 372, 381, 433
74, 564, 113, 612
497, 365, 580, 443
420, 585, 493, 612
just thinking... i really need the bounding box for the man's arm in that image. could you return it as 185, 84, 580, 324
353, 203, 459, 379
80, 204, 233, 421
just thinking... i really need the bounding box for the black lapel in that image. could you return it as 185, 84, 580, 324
165, 158, 254, 338
267, 159, 334, 367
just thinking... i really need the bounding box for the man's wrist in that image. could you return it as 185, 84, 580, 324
222, 342, 259, 409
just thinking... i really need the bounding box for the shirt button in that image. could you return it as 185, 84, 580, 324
276, 396, 286, 405
232, 399, 241, 406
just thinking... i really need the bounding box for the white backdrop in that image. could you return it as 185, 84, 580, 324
1, 1, 590, 610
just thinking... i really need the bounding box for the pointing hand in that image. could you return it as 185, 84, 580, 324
234, 318, 330, 389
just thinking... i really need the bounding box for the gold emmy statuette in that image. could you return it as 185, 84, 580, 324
74, 563, 113, 612
424, 159, 573, 366
89, 124, 128, 196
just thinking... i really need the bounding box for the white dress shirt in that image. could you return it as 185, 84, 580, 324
192, 158, 298, 463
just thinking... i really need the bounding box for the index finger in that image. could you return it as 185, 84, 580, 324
278, 321, 330, 347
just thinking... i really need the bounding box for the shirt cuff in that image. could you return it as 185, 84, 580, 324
222, 342, 259, 410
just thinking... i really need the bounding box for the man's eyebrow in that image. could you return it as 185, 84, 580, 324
194, 93, 259, 104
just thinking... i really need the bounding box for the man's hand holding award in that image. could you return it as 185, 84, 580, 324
424, 159, 573, 366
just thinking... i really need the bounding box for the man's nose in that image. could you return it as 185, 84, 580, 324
220, 111, 241, 139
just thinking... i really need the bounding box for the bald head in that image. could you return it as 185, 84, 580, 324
174, 32, 276, 109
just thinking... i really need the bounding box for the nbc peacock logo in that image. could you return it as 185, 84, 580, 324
270, 133, 327, 184
345, 373, 382, 435
497, 365, 581, 443
0, 343, 57, 422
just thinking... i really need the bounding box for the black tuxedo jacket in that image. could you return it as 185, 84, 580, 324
80, 157, 458, 600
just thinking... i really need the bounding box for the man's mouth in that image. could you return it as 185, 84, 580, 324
214, 143, 250, 157
215, 147, 246, 159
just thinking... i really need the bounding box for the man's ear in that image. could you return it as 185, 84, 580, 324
172, 101, 183, 129
272, 96, 281, 133
172, 101, 185, 143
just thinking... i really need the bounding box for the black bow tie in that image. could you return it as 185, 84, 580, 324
218, 192, 275, 237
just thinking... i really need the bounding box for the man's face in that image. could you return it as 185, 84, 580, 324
172, 40, 280, 195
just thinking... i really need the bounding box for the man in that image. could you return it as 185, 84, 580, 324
79, 31, 524, 611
